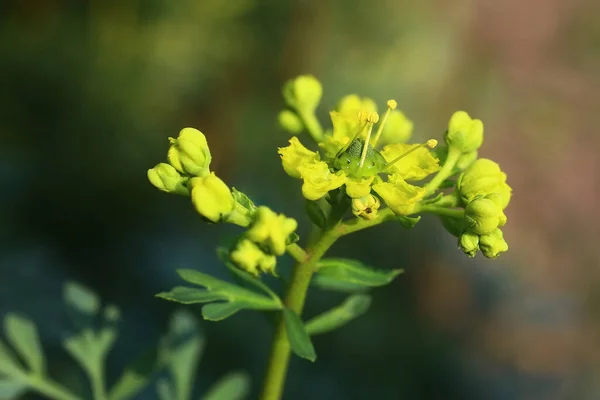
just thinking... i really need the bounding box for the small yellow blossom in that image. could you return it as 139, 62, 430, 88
297, 160, 347, 201
381, 143, 440, 181
246, 207, 297, 256
372, 174, 425, 216
278, 137, 320, 179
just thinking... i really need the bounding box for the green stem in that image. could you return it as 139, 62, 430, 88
259, 226, 340, 400
285, 243, 308, 263
418, 205, 464, 219
423, 146, 462, 197
27, 376, 82, 400
89, 365, 107, 400
337, 208, 396, 236
299, 110, 324, 143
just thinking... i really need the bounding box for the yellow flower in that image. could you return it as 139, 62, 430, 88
231, 239, 277, 276
297, 160, 347, 201
372, 174, 425, 216
381, 143, 440, 181
278, 136, 320, 179
190, 173, 235, 223
246, 206, 297, 256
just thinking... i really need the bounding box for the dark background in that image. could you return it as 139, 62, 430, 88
1, 1, 599, 399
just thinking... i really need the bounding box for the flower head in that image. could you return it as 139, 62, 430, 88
246, 206, 297, 256
457, 158, 512, 209
231, 239, 277, 276
167, 127, 212, 176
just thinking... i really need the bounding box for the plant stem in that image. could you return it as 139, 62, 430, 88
418, 205, 464, 219
286, 243, 308, 263
28, 376, 82, 400
423, 146, 462, 197
299, 110, 324, 143
259, 226, 340, 400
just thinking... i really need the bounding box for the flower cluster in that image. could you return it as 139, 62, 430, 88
278, 75, 512, 258
148, 128, 297, 276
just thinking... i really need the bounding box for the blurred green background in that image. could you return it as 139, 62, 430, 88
2, 0, 600, 399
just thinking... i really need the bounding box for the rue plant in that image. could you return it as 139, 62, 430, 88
147, 75, 513, 399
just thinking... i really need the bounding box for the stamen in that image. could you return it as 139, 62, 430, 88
358, 122, 375, 168
371, 99, 397, 148
384, 139, 438, 171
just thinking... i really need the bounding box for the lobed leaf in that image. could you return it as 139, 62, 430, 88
157, 270, 282, 322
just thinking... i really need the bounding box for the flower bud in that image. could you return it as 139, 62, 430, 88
230, 239, 277, 276
278, 110, 303, 134
457, 158, 512, 209
351, 194, 380, 220
464, 195, 507, 235
445, 111, 484, 153
459, 232, 479, 257
440, 215, 464, 238
479, 228, 508, 259
246, 206, 297, 256
283, 75, 322, 112
147, 163, 189, 195
167, 127, 211, 176
190, 173, 235, 223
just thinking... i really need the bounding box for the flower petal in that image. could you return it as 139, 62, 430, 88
297, 160, 347, 200
278, 137, 319, 179
345, 176, 375, 198
381, 143, 440, 181
373, 174, 424, 216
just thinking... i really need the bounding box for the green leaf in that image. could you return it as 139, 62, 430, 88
305, 295, 371, 336
163, 310, 204, 400
282, 309, 316, 362
0, 380, 28, 399
314, 258, 402, 291
0, 340, 24, 376
309, 276, 369, 293
286, 232, 300, 245
202, 371, 251, 400
157, 269, 282, 321
223, 261, 281, 302
63, 327, 117, 375
395, 215, 421, 229
201, 303, 244, 322
231, 188, 257, 213
4, 313, 45, 375
156, 378, 175, 400
156, 287, 225, 304
108, 348, 159, 400
64, 282, 100, 316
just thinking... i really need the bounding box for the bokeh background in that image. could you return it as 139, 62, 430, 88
2, 1, 600, 399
